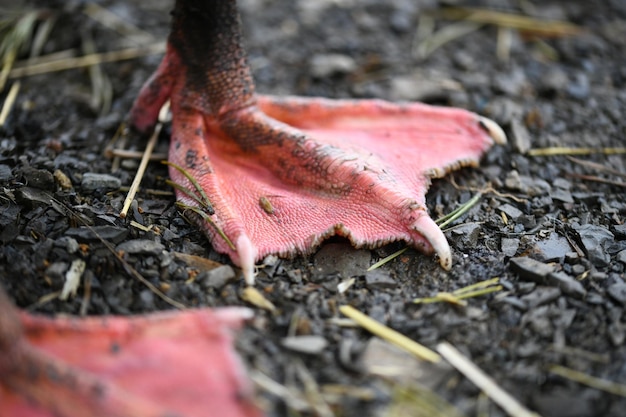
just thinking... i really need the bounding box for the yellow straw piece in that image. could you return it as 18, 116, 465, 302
339, 305, 440, 363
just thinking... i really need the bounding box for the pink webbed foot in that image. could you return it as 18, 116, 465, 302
0, 289, 260, 417
130, 0, 506, 284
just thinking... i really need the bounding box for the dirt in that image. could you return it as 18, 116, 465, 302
1, 0, 626, 416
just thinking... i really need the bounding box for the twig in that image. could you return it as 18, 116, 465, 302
437, 342, 541, 417
549, 365, 626, 397
528, 147, 626, 156
339, 305, 441, 363
9, 41, 166, 78
0, 80, 19, 126
120, 101, 169, 218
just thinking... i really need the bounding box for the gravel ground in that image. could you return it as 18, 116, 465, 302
1, 0, 626, 416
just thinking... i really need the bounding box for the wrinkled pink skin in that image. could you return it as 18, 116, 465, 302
130, 0, 505, 284
131, 49, 504, 284
0, 288, 261, 417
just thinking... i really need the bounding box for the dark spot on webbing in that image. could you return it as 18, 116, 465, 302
185, 149, 198, 168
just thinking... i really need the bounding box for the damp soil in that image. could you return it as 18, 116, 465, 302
1, 1, 626, 416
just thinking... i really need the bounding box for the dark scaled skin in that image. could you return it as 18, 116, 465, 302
131, 0, 506, 284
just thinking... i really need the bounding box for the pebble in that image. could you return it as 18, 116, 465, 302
498, 203, 524, 221
547, 271, 586, 299
309, 53, 356, 78
15, 187, 54, 209
509, 257, 556, 283
0, 164, 11, 182
81, 173, 121, 192
364, 269, 396, 290
510, 119, 532, 154
534, 232, 572, 262
613, 224, 626, 239
116, 239, 165, 256
21, 167, 54, 190
617, 250, 626, 264
54, 236, 79, 254
501, 238, 520, 257
200, 265, 236, 289
313, 243, 371, 279
281, 335, 328, 355
607, 281, 626, 305
450, 223, 481, 247
574, 224, 614, 267
65, 225, 129, 244
521, 286, 561, 308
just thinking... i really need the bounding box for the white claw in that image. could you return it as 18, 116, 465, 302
412, 215, 452, 270
235, 234, 258, 285
478, 116, 507, 145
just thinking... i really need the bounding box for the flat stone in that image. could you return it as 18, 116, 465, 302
607, 281, 626, 305
81, 173, 121, 192
613, 224, 626, 239
200, 265, 236, 289
65, 225, 129, 244
510, 257, 556, 283
547, 271, 586, 299
0, 164, 11, 182
451, 223, 481, 247
510, 119, 531, 154
281, 335, 328, 355
551, 188, 574, 204
617, 250, 626, 264
14, 187, 54, 209
116, 239, 165, 256
521, 286, 561, 308
310, 53, 356, 78
534, 232, 572, 262
313, 243, 371, 279
574, 224, 614, 267
22, 167, 54, 190
498, 203, 524, 221
364, 269, 396, 290
501, 238, 520, 257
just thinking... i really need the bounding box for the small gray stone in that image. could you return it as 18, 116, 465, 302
45, 262, 69, 287
551, 188, 574, 204
607, 281, 626, 305
547, 272, 586, 299
451, 223, 481, 247
313, 243, 371, 279
498, 203, 524, 221
200, 265, 236, 289
81, 173, 121, 192
608, 322, 625, 346
617, 250, 626, 264
55, 236, 79, 254
14, 187, 53, 209
574, 224, 614, 267
510, 257, 556, 283
521, 286, 561, 308
534, 232, 572, 262
116, 239, 164, 255
510, 119, 531, 154
22, 167, 54, 190
0, 164, 11, 182
501, 238, 520, 257
613, 224, 626, 239
310, 53, 356, 78
65, 225, 129, 244
281, 335, 328, 355
365, 269, 396, 290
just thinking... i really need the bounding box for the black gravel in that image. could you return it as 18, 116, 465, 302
1, 1, 626, 416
